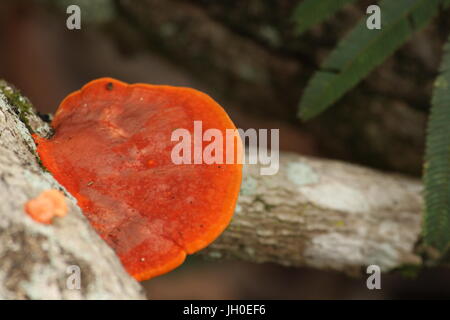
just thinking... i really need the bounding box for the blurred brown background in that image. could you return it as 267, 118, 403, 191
1, 0, 449, 299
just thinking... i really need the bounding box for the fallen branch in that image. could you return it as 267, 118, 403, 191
202, 153, 423, 275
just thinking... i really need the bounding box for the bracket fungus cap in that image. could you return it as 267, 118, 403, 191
34, 78, 242, 281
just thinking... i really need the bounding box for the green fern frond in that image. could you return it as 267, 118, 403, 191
298, 0, 442, 121
292, 0, 358, 35
423, 36, 450, 253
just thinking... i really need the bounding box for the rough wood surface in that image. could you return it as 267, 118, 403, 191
0, 86, 145, 299
203, 152, 423, 275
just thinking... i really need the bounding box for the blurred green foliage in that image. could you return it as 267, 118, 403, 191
293, 0, 450, 256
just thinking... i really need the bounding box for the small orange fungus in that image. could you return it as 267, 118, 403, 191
24, 189, 68, 224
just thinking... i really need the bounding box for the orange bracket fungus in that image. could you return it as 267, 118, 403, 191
24, 189, 68, 224
33, 78, 242, 281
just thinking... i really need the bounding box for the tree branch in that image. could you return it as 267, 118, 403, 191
202, 152, 423, 275
0, 80, 425, 299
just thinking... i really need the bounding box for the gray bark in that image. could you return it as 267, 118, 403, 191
203, 152, 423, 275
